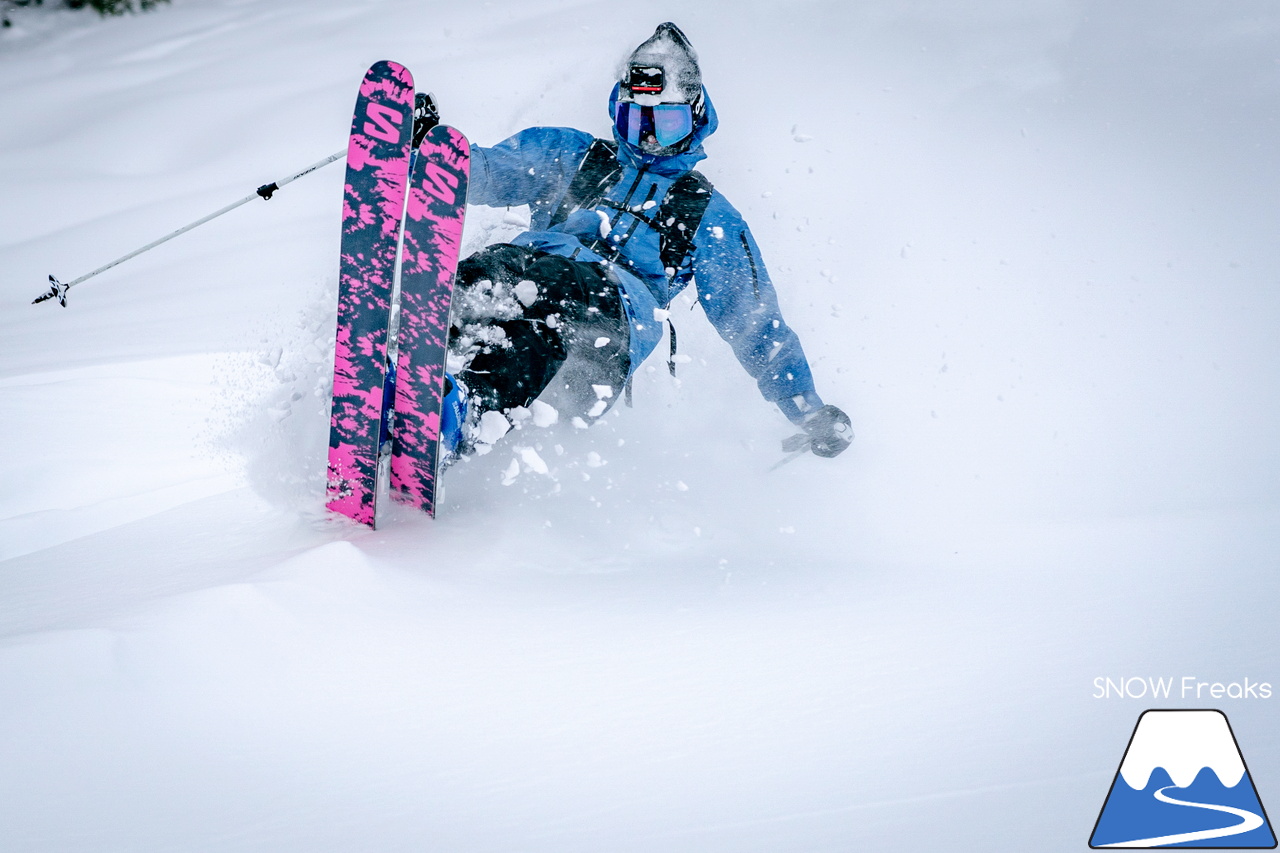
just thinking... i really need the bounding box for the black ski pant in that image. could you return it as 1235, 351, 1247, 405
450, 243, 630, 418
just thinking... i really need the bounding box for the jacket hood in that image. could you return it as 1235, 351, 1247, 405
607, 82, 719, 175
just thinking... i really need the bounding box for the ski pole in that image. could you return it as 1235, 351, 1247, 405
32, 148, 347, 308
768, 445, 810, 472
768, 432, 812, 471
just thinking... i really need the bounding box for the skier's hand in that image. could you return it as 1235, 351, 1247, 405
782, 405, 853, 458
412, 92, 441, 147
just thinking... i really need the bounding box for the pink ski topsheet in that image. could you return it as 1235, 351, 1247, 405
326, 61, 414, 526
389, 125, 471, 516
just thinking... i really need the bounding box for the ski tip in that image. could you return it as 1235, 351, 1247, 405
369, 59, 413, 91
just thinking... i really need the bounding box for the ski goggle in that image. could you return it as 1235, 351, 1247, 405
613, 101, 694, 149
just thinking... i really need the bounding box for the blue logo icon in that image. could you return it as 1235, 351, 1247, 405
1091, 709, 1276, 848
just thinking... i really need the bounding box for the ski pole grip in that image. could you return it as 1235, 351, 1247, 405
32, 276, 69, 307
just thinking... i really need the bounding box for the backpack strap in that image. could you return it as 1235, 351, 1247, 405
550, 139, 718, 389
551, 138, 716, 285
653, 170, 713, 277
549, 138, 622, 228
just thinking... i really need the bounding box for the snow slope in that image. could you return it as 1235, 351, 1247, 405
2, 1, 1279, 850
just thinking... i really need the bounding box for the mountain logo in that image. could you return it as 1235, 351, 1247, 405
1090, 709, 1276, 848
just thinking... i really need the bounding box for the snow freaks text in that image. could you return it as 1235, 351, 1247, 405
1093, 677, 1273, 700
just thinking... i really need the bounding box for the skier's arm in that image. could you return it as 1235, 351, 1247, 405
691, 195, 825, 424
467, 127, 594, 211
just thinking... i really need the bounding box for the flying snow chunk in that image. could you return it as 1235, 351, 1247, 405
514, 280, 539, 306
586, 451, 604, 468
592, 384, 613, 399
518, 446, 549, 475
587, 400, 608, 418
571, 417, 589, 430
530, 400, 558, 427
596, 210, 611, 238
501, 458, 520, 485
653, 308, 670, 322
594, 337, 610, 348
477, 410, 510, 444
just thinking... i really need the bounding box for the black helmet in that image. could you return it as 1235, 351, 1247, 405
614, 23, 704, 155
621, 22, 702, 105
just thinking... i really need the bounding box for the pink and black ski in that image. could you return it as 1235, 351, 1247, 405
326, 60, 414, 526
389, 125, 471, 517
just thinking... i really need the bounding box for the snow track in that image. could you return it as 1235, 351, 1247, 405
0, 355, 253, 560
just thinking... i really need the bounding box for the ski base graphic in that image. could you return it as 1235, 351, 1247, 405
326, 61, 471, 526
389, 125, 471, 518
326, 60, 414, 527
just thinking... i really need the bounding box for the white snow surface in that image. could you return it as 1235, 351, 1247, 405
2, 1, 1279, 851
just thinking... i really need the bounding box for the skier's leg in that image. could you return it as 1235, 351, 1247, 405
448, 243, 630, 429
451, 243, 539, 328
521, 254, 630, 419
450, 243, 569, 412
463, 317, 566, 410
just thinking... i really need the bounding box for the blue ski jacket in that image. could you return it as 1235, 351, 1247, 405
466, 85, 823, 424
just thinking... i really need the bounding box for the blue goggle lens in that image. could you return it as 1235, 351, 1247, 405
614, 102, 694, 148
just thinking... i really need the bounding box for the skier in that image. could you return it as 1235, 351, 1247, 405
442, 22, 851, 461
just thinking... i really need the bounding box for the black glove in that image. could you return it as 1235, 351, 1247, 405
782, 405, 853, 458
412, 92, 440, 147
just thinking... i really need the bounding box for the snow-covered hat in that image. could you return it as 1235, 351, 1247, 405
620, 22, 702, 106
